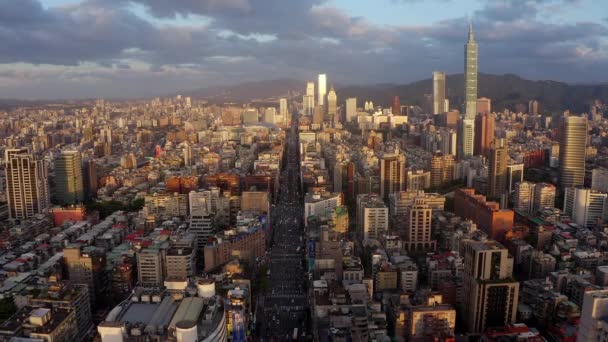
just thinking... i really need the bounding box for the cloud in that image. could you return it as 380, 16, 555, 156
0, 0, 606, 98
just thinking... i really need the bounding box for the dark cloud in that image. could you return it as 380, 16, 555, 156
0, 0, 606, 98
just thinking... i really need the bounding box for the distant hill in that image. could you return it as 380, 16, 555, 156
184, 78, 305, 103
186, 74, 608, 113
338, 73, 608, 114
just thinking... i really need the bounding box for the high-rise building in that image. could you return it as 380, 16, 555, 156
55, 150, 84, 205
578, 289, 608, 342
477, 97, 491, 115
357, 194, 388, 240
433, 71, 446, 115
380, 153, 406, 201
326, 86, 338, 124
532, 183, 556, 213
279, 98, 288, 123
464, 22, 478, 119
318, 74, 327, 106
5, 148, 50, 220
592, 168, 608, 193
137, 247, 167, 287
404, 197, 435, 251
183, 143, 193, 167
64, 245, 107, 307
392, 96, 401, 115
559, 116, 587, 189
303, 82, 315, 116
514, 181, 534, 213
345, 98, 358, 123
506, 163, 524, 193
430, 152, 455, 188
474, 112, 495, 157
458, 118, 475, 159
528, 100, 539, 115
462, 239, 519, 333
563, 187, 607, 228
488, 139, 508, 198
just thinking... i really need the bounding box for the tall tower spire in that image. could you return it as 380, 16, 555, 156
468, 20, 475, 42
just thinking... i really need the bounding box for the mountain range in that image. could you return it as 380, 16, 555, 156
186, 73, 608, 113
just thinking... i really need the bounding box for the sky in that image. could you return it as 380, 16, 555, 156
0, 0, 607, 99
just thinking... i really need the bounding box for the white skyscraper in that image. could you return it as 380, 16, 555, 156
459, 118, 475, 158
318, 74, 327, 106
303, 82, 315, 116
433, 71, 446, 115
279, 98, 288, 124
5, 148, 50, 220
578, 290, 608, 342
346, 98, 357, 123
563, 187, 608, 228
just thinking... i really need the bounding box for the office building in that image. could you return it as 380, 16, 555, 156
380, 153, 406, 201
488, 139, 508, 198
303, 83, 315, 116
459, 118, 475, 159
64, 244, 107, 306
357, 194, 389, 240
345, 97, 358, 123
55, 150, 84, 205
514, 181, 535, 214
430, 152, 455, 188
506, 163, 524, 193
578, 289, 608, 342
474, 112, 495, 157
5, 148, 50, 220
455, 188, 514, 241
477, 97, 491, 115
137, 245, 167, 287
433, 71, 447, 114
327, 86, 338, 124
279, 98, 288, 123
392, 96, 401, 115
304, 190, 342, 226
528, 100, 539, 115
318, 74, 327, 106
559, 116, 587, 189
591, 168, 608, 193
389, 191, 446, 217
464, 23, 478, 119
165, 247, 196, 279
462, 239, 519, 333
532, 183, 556, 213
563, 187, 607, 228
404, 197, 436, 252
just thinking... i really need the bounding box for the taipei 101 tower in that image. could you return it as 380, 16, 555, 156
464, 22, 478, 119
459, 22, 478, 158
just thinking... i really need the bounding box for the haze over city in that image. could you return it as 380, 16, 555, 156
1, 0, 607, 99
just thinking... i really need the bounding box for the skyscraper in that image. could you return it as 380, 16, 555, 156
55, 150, 84, 205
430, 152, 455, 188
392, 96, 401, 115
326, 86, 337, 124
532, 183, 556, 213
318, 74, 327, 106
303, 82, 315, 116
578, 289, 608, 342
433, 71, 446, 115
345, 98, 357, 123
458, 118, 475, 158
474, 112, 495, 157
559, 116, 587, 189
464, 22, 478, 119
477, 97, 491, 115
462, 239, 519, 333
563, 187, 607, 228
279, 98, 288, 123
380, 153, 406, 201
404, 197, 436, 251
5, 148, 50, 220
488, 139, 508, 198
